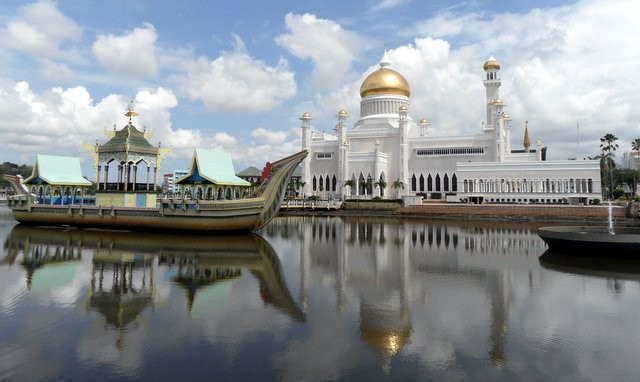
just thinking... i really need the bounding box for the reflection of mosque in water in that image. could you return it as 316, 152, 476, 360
265, 216, 547, 368
4, 226, 304, 348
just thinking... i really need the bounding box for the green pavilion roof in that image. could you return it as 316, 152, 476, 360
99, 124, 158, 154
176, 148, 251, 187
24, 155, 92, 186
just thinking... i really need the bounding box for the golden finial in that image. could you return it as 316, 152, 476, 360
124, 100, 139, 124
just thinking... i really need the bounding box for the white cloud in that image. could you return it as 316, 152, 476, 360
251, 128, 288, 145
93, 23, 159, 78
0, 79, 180, 165
367, 0, 412, 15
0, 0, 83, 62
275, 13, 365, 90
174, 35, 296, 112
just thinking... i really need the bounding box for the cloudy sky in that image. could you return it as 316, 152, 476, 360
0, 0, 638, 176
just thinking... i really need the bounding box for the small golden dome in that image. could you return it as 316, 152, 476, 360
419, 118, 429, 125
483, 55, 501, 71
300, 112, 311, 120
399, 105, 408, 112
489, 98, 503, 105
503, 113, 511, 120
338, 110, 348, 117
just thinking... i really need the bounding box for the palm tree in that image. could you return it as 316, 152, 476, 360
632, 138, 640, 152
344, 179, 355, 196
374, 178, 387, 198
600, 133, 619, 199
363, 177, 373, 197
391, 178, 405, 198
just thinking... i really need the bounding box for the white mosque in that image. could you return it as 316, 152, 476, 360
299, 52, 602, 204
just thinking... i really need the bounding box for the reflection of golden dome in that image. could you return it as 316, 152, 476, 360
360, 325, 411, 358
360, 68, 411, 98
483, 55, 501, 71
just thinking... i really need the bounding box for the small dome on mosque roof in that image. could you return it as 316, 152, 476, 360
419, 118, 429, 125
399, 105, 408, 111
488, 98, 504, 105
338, 110, 348, 117
483, 55, 501, 71
360, 50, 411, 98
300, 112, 312, 120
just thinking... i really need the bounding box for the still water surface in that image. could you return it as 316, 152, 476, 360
1, 207, 639, 381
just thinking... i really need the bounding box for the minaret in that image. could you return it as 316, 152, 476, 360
523, 121, 531, 153
483, 55, 501, 132
335, 110, 349, 197
300, 112, 312, 197
398, 106, 409, 195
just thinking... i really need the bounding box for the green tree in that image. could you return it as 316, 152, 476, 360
600, 133, 619, 199
391, 178, 405, 198
632, 138, 640, 152
344, 179, 355, 196
0, 162, 33, 188
374, 178, 387, 197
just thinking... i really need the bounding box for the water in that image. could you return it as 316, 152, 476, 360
1, 208, 640, 381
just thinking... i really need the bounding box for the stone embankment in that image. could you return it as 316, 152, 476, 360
396, 203, 625, 222
280, 201, 640, 225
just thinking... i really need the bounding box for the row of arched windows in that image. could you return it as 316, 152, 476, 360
312, 175, 338, 192
463, 177, 594, 194
410, 173, 458, 193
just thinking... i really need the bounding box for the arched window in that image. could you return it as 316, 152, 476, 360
588, 178, 593, 193
312, 176, 317, 191
319, 176, 324, 191
420, 174, 425, 192
326, 175, 330, 191
452, 174, 458, 192
444, 174, 450, 192
411, 174, 417, 191
332, 175, 337, 191
435, 174, 441, 191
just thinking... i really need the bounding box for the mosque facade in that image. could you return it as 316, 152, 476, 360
299, 52, 602, 204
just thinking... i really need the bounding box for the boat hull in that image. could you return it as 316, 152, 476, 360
538, 226, 640, 256
10, 202, 264, 232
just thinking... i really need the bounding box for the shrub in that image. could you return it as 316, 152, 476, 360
612, 188, 625, 199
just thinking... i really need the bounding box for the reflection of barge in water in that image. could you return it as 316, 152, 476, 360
539, 250, 640, 280
4, 225, 305, 322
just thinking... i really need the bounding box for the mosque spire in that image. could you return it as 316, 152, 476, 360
380, 47, 391, 68
523, 121, 531, 152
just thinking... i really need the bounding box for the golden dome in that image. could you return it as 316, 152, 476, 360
483, 55, 501, 71
419, 118, 429, 125
300, 112, 311, 120
360, 67, 411, 98
399, 105, 408, 112
360, 325, 411, 358
338, 109, 348, 117
488, 98, 503, 105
